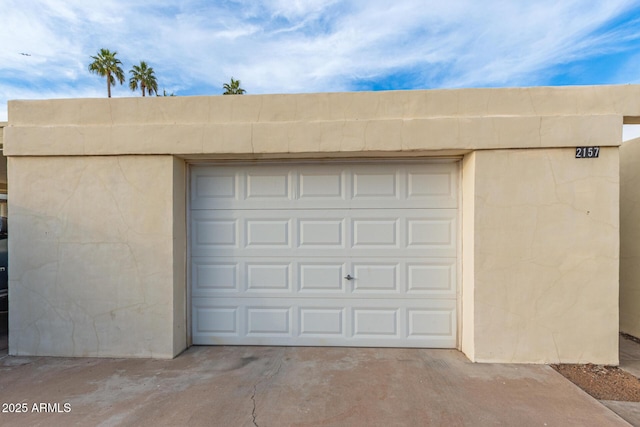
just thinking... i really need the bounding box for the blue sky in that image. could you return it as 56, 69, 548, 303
2, 0, 640, 136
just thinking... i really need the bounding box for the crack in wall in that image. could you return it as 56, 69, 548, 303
250, 124, 255, 153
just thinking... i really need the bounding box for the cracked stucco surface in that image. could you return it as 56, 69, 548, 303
5, 85, 635, 157
467, 148, 619, 363
2, 115, 621, 157
8, 155, 183, 358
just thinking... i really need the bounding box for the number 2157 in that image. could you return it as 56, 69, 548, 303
575, 147, 600, 158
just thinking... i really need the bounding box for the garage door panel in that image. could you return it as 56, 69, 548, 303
352, 219, 399, 247
299, 171, 345, 200
407, 218, 455, 247
246, 263, 291, 291
192, 257, 455, 298
352, 264, 399, 292
299, 263, 346, 292
192, 261, 239, 291
247, 307, 293, 336
192, 219, 239, 248
408, 309, 455, 337
353, 308, 399, 337
352, 171, 398, 198
299, 219, 345, 247
246, 172, 292, 200
192, 298, 456, 347
192, 209, 457, 258
407, 169, 455, 199
192, 172, 238, 201
300, 308, 345, 336
407, 262, 456, 294
195, 306, 239, 335
246, 219, 292, 247
191, 163, 458, 210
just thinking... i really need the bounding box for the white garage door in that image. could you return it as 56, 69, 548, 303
190, 162, 458, 348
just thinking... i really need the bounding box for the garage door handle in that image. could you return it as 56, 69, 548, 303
344, 274, 354, 280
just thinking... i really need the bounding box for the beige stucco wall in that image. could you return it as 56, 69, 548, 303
620, 137, 640, 338
7, 85, 639, 157
461, 152, 476, 360
8, 155, 186, 358
4, 85, 635, 362
0, 122, 6, 192
465, 148, 619, 363
172, 157, 187, 355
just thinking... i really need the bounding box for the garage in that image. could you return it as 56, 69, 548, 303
5, 87, 626, 361
190, 161, 459, 348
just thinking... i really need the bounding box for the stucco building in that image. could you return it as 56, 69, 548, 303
4, 85, 640, 363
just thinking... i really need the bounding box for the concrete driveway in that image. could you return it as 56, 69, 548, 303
0, 346, 629, 426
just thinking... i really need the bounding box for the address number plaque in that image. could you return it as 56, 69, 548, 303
575, 147, 600, 158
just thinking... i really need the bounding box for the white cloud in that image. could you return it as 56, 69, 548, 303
1, 0, 640, 120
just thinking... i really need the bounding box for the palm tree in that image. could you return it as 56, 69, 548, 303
129, 61, 158, 97
223, 77, 246, 95
88, 48, 125, 98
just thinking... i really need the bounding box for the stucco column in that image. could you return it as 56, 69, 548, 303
620, 138, 640, 338
8, 155, 187, 358
463, 148, 619, 364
